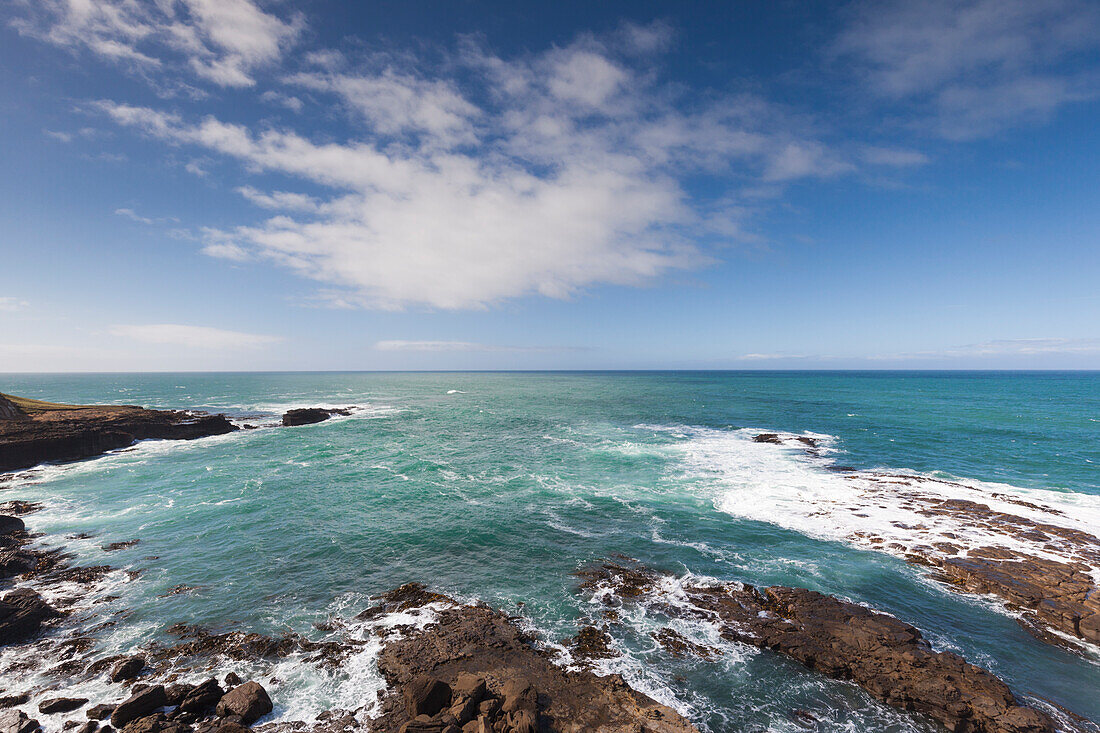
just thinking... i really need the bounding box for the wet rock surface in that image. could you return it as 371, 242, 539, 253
576, 561, 1057, 733
371, 599, 699, 733
280, 408, 352, 427
753, 435, 1100, 653
0, 393, 237, 472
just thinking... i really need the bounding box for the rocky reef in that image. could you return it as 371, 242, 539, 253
575, 561, 1057, 733
368, 595, 698, 733
751, 433, 1100, 653
0, 393, 237, 472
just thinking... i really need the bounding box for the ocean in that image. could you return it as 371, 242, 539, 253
2, 371, 1098, 731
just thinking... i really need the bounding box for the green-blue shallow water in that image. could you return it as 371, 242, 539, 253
2, 372, 1098, 731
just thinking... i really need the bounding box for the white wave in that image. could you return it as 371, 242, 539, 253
659, 425, 1100, 586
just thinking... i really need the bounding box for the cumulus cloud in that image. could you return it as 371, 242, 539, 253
97, 27, 863, 310
10, 0, 302, 87
836, 0, 1100, 138
110, 324, 283, 349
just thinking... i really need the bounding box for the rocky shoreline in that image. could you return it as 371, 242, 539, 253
751, 432, 1100, 654
0, 394, 237, 473
0, 403, 1094, 733
574, 561, 1059, 733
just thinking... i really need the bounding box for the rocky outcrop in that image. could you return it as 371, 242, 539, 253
0, 709, 40, 733
214, 683, 271, 725
0, 394, 237, 473
280, 408, 351, 427
576, 561, 1055, 733
371, 599, 699, 733
0, 517, 24, 535
38, 698, 88, 714
110, 686, 168, 729
0, 589, 61, 646
110, 656, 146, 682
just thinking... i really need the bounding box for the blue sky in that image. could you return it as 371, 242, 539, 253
1, 0, 1099, 371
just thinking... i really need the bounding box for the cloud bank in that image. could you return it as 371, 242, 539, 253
110, 324, 283, 349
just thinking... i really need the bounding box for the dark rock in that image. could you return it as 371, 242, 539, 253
280, 408, 351, 427
0, 548, 37, 580
214, 725, 250, 733
0, 696, 28, 710
62, 720, 79, 730
38, 699, 88, 715
0, 501, 42, 515
86, 706, 115, 721
0, 709, 40, 733
370, 590, 697, 733
0, 589, 61, 645
404, 677, 451, 718
76, 722, 98, 733
223, 673, 243, 688
102, 541, 140, 552
163, 684, 194, 708
0, 516, 24, 535
752, 433, 782, 444
568, 625, 618, 666
177, 679, 223, 715
110, 656, 146, 682
110, 686, 167, 729
578, 561, 1056, 733
215, 682, 272, 725
0, 396, 238, 473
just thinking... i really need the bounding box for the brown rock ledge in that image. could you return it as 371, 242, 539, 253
370, 600, 699, 733
575, 561, 1057, 733
0, 393, 237, 472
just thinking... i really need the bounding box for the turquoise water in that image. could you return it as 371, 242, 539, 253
2, 372, 1098, 731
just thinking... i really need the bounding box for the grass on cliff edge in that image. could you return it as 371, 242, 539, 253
0, 392, 129, 415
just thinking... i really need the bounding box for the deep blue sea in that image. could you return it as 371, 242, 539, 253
2, 372, 1098, 732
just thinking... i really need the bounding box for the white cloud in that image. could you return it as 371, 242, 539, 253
115, 207, 178, 225
871, 338, 1100, 360
110, 324, 283, 349
859, 146, 930, 167
0, 297, 29, 312
836, 0, 1100, 138
260, 90, 303, 112
236, 186, 320, 212
10, 0, 301, 88
98, 34, 861, 310
374, 340, 579, 353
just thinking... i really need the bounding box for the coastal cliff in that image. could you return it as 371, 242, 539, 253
0, 393, 237, 472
